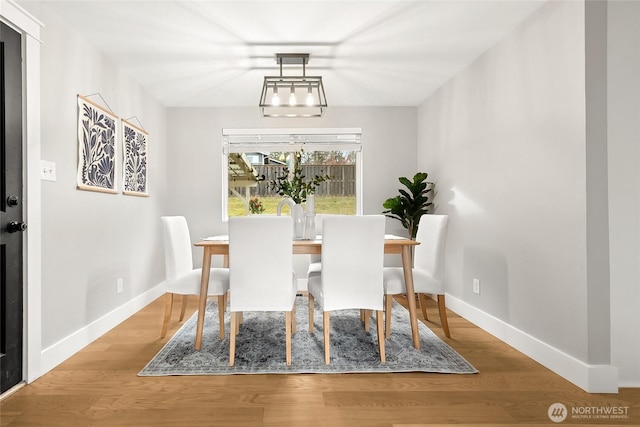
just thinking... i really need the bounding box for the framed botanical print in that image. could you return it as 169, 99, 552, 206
76, 95, 118, 193
122, 119, 149, 196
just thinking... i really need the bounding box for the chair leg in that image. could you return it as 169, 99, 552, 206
437, 294, 451, 338
308, 293, 315, 334
218, 295, 225, 340
179, 295, 188, 321
291, 303, 297, 335
229, 312, 237, 366
363, 309, 370, 332
418, 293, 429, 321
323, 312, 331, 365
235, 312, 241, 335
385, 294, 393, 339
160, 293, 174, 338
376, 310, 386, 363
285, 311, 292, 366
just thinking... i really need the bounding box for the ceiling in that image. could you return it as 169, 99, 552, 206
35, 0, 547, 108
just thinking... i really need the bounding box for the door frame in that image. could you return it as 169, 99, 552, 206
0, 1, 42, 386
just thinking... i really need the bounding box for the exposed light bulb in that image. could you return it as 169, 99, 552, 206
305, 87, 314, 106
271, 86, 280, 106
289, 85, 297, 106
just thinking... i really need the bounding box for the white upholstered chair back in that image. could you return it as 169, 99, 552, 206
313, 213, 339, 235
228, 216, 296, 312
319, 215, 385, 312
413, 214, 449, 293
307, 213, 338, 269
161, 216, 194, 285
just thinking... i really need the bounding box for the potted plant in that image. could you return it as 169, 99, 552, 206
248, 196, 265, 214
268, 152, 330, 238
268, 156, 330, 204
382, 172, 434, 239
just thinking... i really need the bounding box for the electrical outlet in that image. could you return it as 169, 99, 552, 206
473, 278, 481, 295
117, 278, 123, 293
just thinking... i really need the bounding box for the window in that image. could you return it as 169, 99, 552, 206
222, 128, 362, 219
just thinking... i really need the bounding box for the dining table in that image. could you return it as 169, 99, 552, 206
193, 235, 421, 351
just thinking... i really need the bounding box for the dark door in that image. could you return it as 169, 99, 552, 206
0, 21, 25, 395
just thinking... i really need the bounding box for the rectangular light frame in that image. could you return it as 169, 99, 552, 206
259, 75, 327, 118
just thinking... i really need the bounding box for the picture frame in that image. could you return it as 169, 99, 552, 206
122, 119, 149, 197
76, 95, 118, 193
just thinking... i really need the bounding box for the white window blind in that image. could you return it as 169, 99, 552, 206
222, 128, 362, 154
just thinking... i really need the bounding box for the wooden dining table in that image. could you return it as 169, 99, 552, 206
193, 235, 421, 351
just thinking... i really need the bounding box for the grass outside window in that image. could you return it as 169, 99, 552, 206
228, 196, 356, 217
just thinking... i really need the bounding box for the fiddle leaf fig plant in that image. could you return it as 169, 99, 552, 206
382, 172, 433, 239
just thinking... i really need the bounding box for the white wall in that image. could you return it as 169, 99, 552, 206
607, 0, 640, 387
419, 0, 588, 355
20, 3, 169, 353
416, 1, 623, 391
165, 106, 418, 263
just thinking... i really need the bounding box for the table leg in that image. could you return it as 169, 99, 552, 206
195, 247, 212, 350
402, 245, 421, 349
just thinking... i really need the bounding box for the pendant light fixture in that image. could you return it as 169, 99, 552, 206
259, 53, 327, 118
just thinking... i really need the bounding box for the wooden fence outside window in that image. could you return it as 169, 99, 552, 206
241, 164, 356, 197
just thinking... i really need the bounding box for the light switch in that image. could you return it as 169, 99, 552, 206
41, 160, 57, 181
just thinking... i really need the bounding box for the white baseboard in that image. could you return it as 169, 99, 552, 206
39, 283, 166, 376
445, 294, 619, 393
619, 381, 640, 388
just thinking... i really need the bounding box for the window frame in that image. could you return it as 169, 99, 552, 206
222, 128, 363, 221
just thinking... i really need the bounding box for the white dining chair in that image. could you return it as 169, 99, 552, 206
228, 215, 297, 366
383, 214, 450, 338
307, 215, 386, 364
306, 214, 336, 279
307, 214, 335, 278
160, 216, 229, 339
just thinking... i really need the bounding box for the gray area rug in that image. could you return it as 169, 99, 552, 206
139, 297, 478, 376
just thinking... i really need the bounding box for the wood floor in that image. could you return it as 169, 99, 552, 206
1, 295, 639, 426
